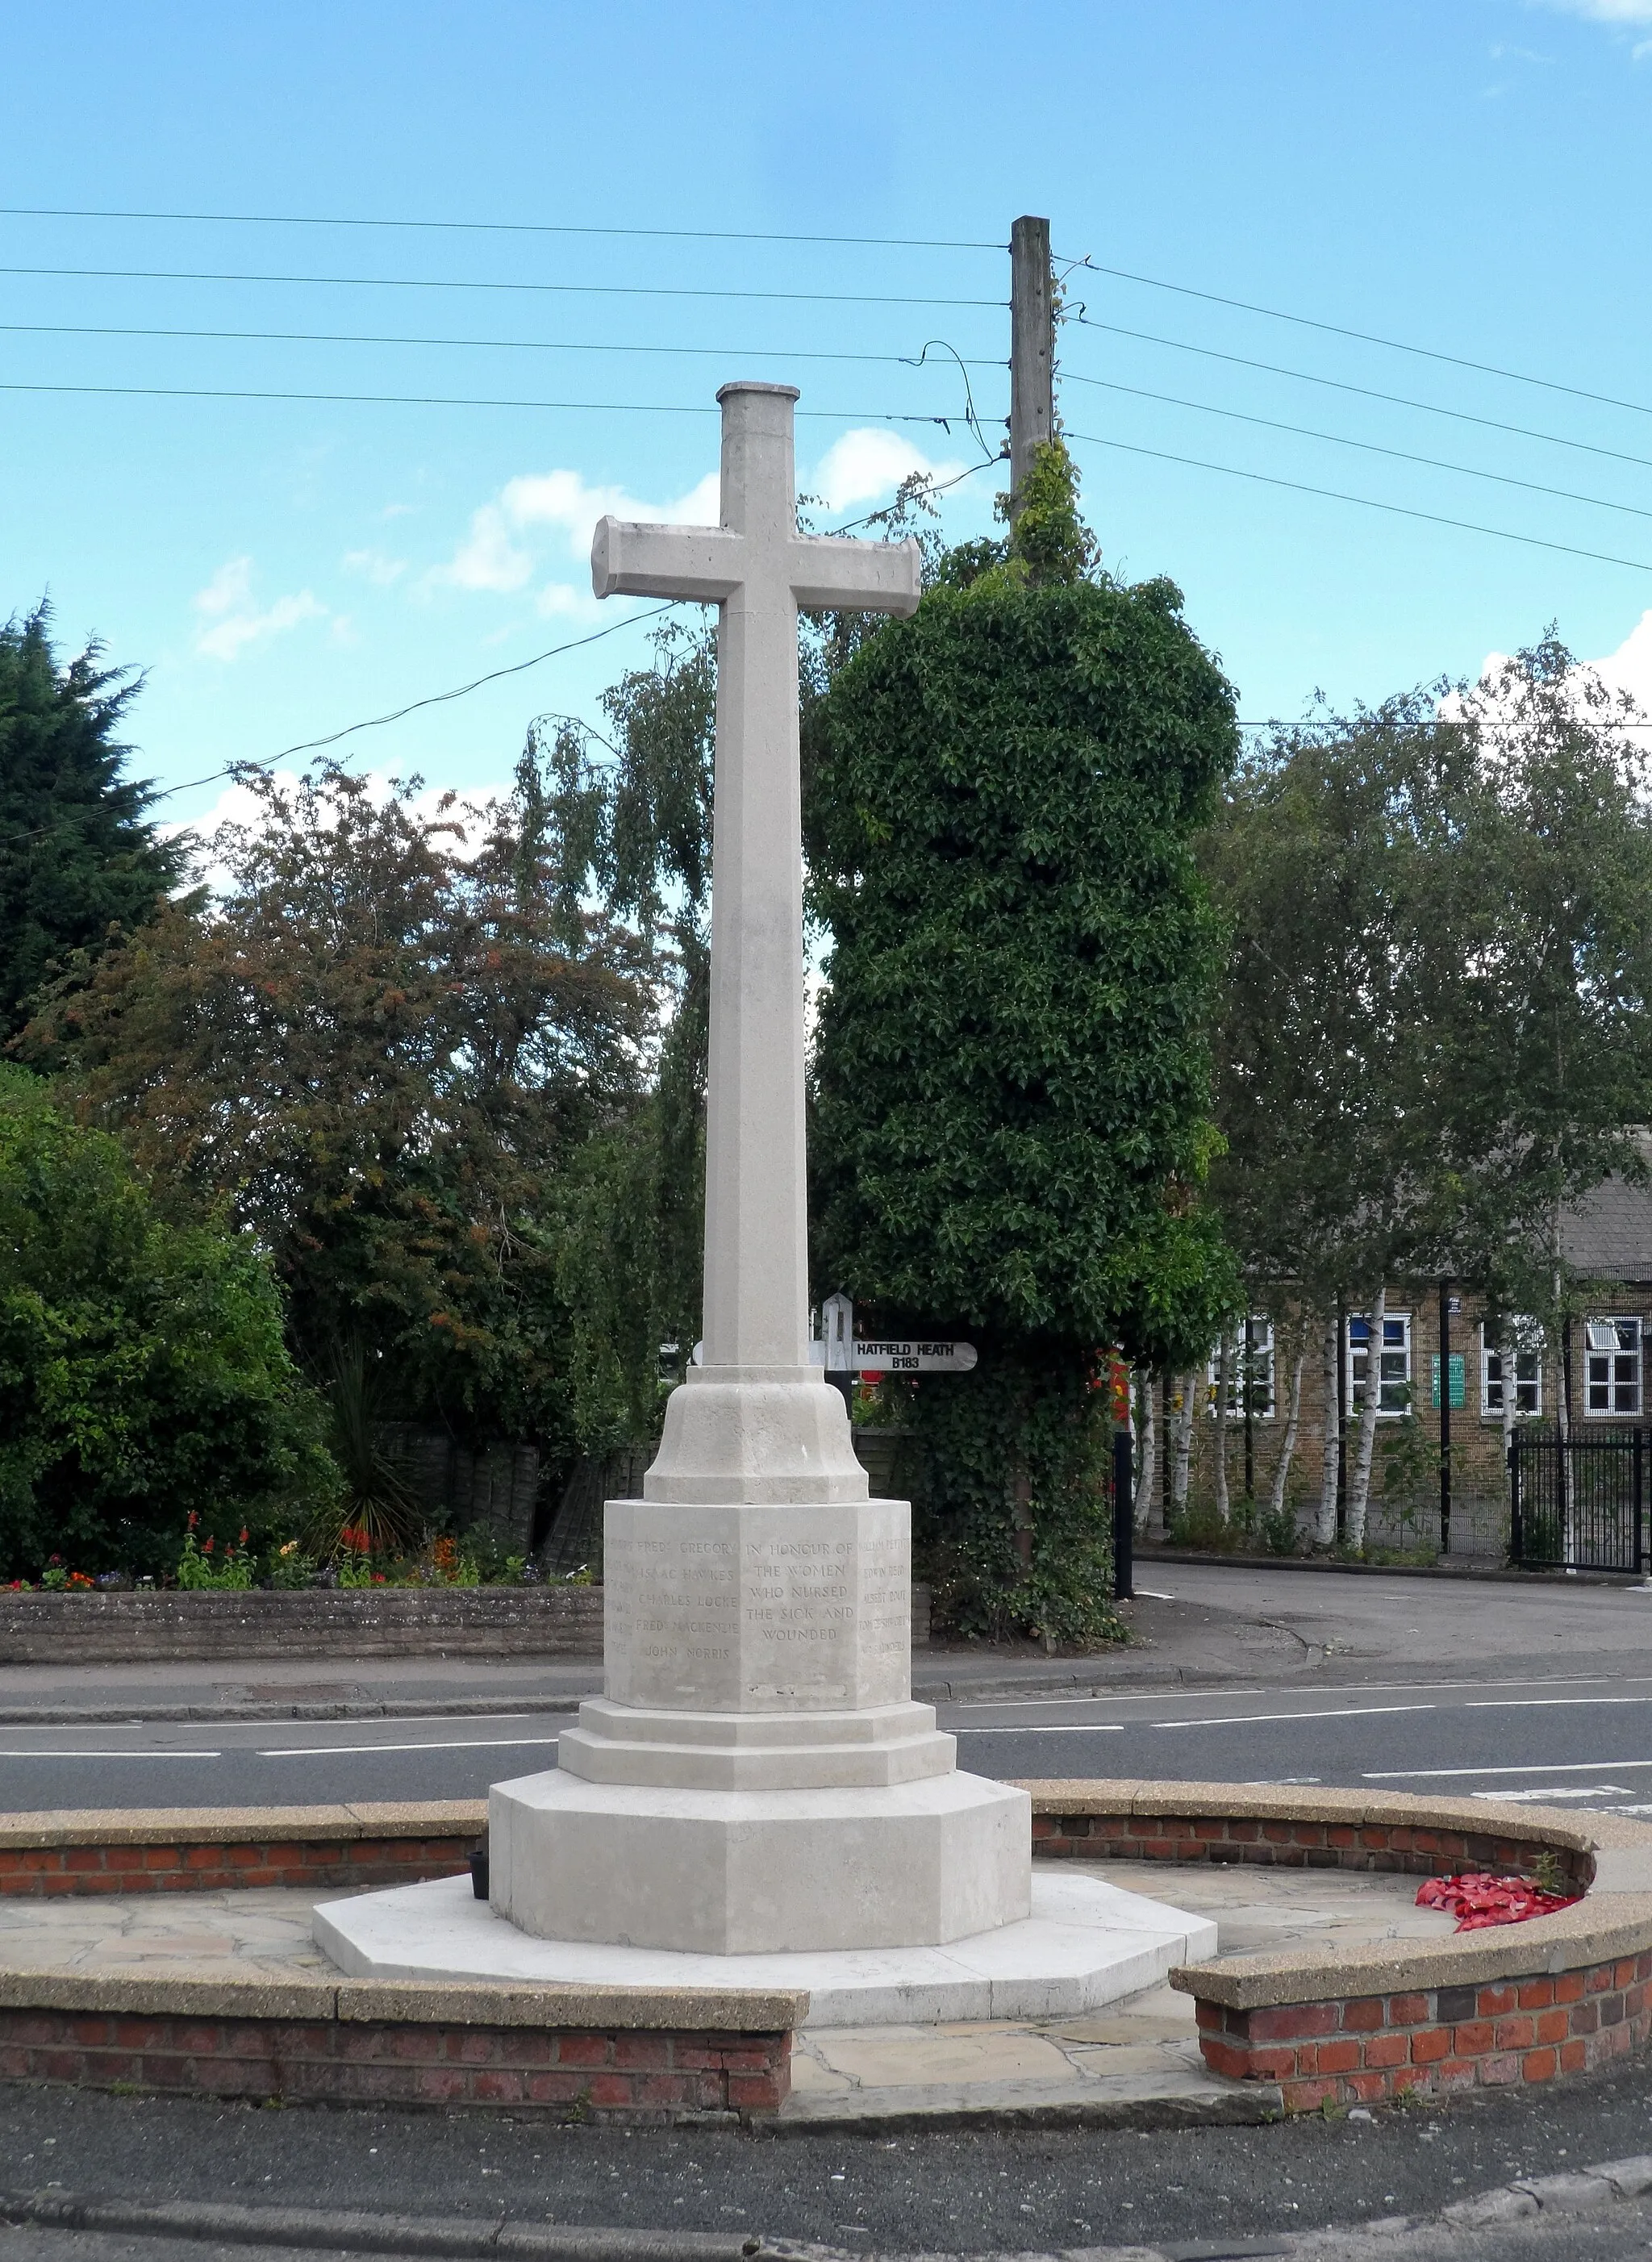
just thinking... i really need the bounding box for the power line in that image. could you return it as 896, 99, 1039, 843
1070, 315, 1652, 476
1059, 256, 1652, 422
0, 204, 1004, 253
0, 262, 1004, 310
2, 607, 683, 846
5, 459, 1004, 849
0, 380, 964, 426
1063, 430, 1652, 575
1065, 371, 1652, 522
0, 318, 1007, 370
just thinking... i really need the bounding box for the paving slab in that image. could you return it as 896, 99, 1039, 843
0, 1858, 1461, 2126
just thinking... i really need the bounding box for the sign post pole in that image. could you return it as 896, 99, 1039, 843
1112, 1425, 1134, 1601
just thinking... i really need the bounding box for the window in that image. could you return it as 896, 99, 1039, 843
1348, 1311, 1411, 1417
1585, 1318, 1642, 1417
1482, 1321, 1542, 1419
1204, 1317, 1276, 1419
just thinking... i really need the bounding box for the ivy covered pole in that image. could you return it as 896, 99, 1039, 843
1009, 215, 1053, 520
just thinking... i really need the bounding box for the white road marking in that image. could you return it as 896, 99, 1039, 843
257, 1734, 564, 1758
953, 1724, 1125, 1737
945, 1673, 1652, 1713
1470, 1787, 1632, 1801
1366, 1759, 1652, 1779
1154, 1705, 1437, 1729
1465, 1696, 1652, 1709
0, 1750, 222, 1760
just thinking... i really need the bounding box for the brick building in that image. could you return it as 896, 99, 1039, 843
1154, 1142, 1652, 1559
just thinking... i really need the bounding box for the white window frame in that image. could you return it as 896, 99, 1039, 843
1480, 1319, 1542, 1421
1204, 1317, 1277, 1420
1584, 1317, 1642, 1418
1347, 1310, 1412, 1418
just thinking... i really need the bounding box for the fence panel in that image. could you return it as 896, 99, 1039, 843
1509, 1427, 1646, 1573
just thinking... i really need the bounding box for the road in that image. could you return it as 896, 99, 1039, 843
7, 1668, 1652, 1811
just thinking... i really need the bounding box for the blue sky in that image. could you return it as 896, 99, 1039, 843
2, 0, 1650, 839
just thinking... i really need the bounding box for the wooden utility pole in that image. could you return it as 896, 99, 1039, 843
1009, 215, 1053, 520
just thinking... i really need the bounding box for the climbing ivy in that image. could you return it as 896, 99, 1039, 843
808, 444, 1239, 1641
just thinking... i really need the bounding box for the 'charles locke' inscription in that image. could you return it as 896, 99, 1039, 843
608, 1530, 907, 1666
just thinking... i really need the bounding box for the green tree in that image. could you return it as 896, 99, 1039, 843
524, 620, 716, 1446
1207, 632, 1652, 1547
808, 444, 1239, 1641
26, 764, 652, 1459
0, 603, 187, 1043
0, 1067, 336, 1578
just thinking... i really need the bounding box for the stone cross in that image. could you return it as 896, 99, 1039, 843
467, 386, 1028, 1956
593, 383, 920, 1382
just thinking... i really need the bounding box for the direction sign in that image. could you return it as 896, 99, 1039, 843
852, 1338, 978, 1375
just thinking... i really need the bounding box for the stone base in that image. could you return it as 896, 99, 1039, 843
314, 1868, 1219, 2029
486, 1765, 1031, 1954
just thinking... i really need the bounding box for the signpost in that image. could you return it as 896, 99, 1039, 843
816, 1292, 978, 1382
853, 1338, 979, 1375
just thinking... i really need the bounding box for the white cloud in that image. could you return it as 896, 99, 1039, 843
429, 436, 966, 613
536, 582, 594, 620
1450, 613, 1652, 744
809, 429, 966, 514
1592, 609, 1652, 710
161, 768, 511, 895
342, 547, 407, 586
192, 557, 325, 661
1533, 0, 1652, 19
425, 465, 720, 607
429, 502, 535, 594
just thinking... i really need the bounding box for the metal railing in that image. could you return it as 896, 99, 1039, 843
1508, 1426, 1646, 1573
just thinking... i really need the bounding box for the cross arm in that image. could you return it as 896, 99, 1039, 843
789, 534, 923, 616
591, 516, 746, 603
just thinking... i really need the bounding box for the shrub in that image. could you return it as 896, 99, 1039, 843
0, 1069, 339, 1578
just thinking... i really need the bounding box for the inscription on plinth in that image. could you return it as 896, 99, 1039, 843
604, 1498, 911, 1713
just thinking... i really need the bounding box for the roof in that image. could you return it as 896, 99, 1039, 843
1559, 1132, 1652, 1284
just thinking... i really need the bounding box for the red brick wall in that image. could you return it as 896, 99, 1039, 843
1032, 1809, 1593, 1890
0, 1835, 472, 1897
0, 2006, 789, 2119
1200, 1950, 1652, 2111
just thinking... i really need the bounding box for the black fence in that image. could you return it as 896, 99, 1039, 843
1508, 1426, 1646, 1573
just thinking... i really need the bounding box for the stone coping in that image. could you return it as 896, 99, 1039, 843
1017, 1778, 1608, 1857
1012, 1779, 1652, 2019
0, 1801, 486, 1851
0, 1964, 803, 2032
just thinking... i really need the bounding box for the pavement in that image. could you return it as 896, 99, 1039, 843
6, 1560, 1652, 1728
11, 2065, 1652, 2257
0, 1859, 1460, 2127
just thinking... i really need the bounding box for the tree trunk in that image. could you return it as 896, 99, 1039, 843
1170, 1374, 1194, 1521
1133, 1373, 1158, 1536
1316, 1312, 1341, 1547
1345, 1283, 1388, 1553
1270, 1336, 1308, 1525
1212, 1334, 1231, 1523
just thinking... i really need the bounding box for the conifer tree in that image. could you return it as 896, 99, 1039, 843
0, 604, 186, 1041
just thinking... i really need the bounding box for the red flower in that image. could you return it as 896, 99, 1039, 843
239, 1528, 249, 1547
1416, 1873, 1581, 1930
202, 1537, 215, 1554
187, 1511, 199, 1530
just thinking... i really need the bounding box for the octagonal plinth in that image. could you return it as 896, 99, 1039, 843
487, 1765, 1031, 1955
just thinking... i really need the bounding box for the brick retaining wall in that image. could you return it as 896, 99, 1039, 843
1199, 1949, 1652, 2111
0, 2004, 789, 2118
1031, 1806, 1595, 1892
0, 1588, 604, 1666
0, 1584, 930, 1664
0, 1804, 483, 1899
